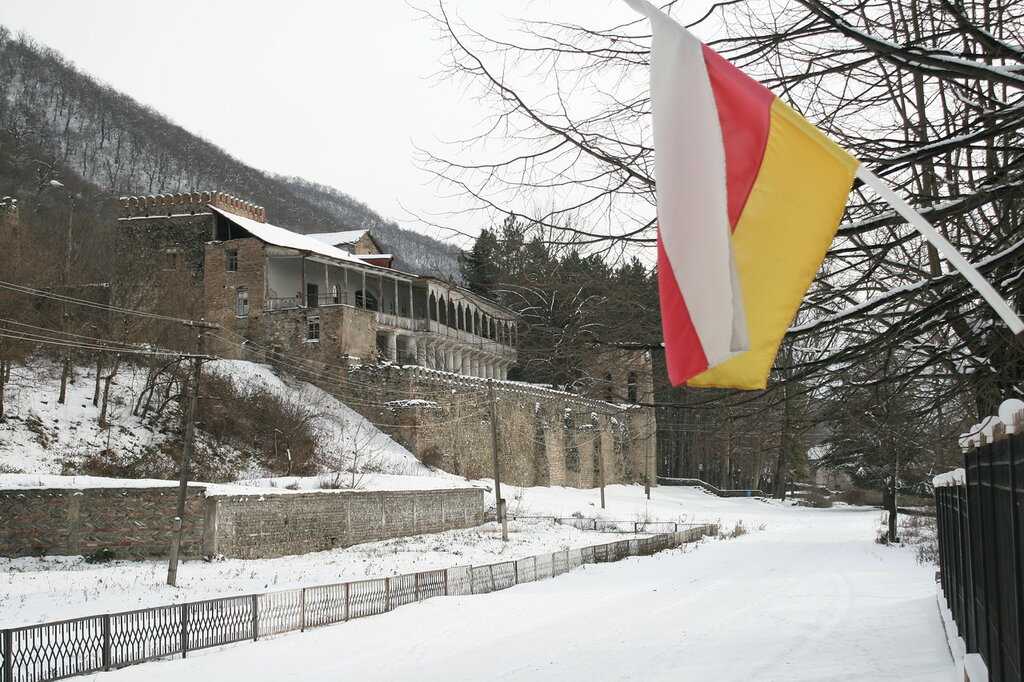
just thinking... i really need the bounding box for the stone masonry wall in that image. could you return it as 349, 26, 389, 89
330, 365, 657, 490
0, 486, 484, 560
207, 488, 485, 559
0, 487, 206, 558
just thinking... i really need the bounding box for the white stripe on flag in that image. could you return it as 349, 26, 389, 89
630, 0, 747, 365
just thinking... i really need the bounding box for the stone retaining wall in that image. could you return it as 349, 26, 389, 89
0, 486, 485, 560
333, 364, 657, 489
0, 487, 206, 558
207, 488, 485, 559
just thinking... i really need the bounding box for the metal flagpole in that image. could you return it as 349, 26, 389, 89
856, 166, 1024, 335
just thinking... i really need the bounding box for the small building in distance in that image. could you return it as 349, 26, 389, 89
115, 191, 518, 378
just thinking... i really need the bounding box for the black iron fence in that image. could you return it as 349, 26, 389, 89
935, 430, 1023, 682
0, 525, 716, 682
508, 515, 711, 535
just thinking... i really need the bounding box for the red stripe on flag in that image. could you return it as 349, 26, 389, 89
701, 45, 774, 230
657, 234, 709, 385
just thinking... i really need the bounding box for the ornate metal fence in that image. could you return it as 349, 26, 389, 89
0, 525, 716, 682
935, 429, 1023, 682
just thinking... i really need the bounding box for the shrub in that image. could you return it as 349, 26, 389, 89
197, 373, 320, 476
722, 521, 748, 539
85, 548, 116, 563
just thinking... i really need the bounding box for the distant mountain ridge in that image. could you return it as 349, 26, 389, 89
0, 28, 463, 279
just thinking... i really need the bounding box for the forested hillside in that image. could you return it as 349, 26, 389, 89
0, 28, 462, 278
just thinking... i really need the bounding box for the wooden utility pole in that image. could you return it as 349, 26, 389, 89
596, 418, 606, 509
167, 320, 216, 586
486, 379, 508, 541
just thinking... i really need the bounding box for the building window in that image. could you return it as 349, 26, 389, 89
627, 371, 638, 404
306, 315, 320, 342
226, 249, 238, 272
235, 287, 249, 318
331, 284, 340, 305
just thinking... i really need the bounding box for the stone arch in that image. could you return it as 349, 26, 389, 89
429, 292, 438, 321
448, 299, 457, 328
473, 310, 481, 336
457, 303, 465, 331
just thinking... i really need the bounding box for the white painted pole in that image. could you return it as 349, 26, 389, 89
857, 165, 1024, 335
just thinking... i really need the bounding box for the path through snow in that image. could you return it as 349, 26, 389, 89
84, 506, 955, 681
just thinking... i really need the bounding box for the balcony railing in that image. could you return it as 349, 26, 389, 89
375, 312, 429, 332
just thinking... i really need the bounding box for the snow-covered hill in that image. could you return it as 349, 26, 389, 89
0, 358, 436, 484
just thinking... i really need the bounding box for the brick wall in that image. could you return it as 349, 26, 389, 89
207, 488, 485, 559
0, 487, 206, 558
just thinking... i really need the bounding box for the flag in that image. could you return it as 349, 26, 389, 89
626, 0, 859, 389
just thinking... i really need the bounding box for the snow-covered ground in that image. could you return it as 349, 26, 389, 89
78, 499, 954, 682
1, 518, 644, 628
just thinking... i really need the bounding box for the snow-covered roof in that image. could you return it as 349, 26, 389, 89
210, 206, 371, 268
307, 229, 370, 247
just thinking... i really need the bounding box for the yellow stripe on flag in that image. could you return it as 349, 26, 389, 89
688, 99, 858, 389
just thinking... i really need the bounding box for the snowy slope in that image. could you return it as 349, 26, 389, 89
205, 360, 436, 479
0, 359, 438, 484
0, 360, 187, 474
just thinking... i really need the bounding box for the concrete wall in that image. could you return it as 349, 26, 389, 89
0, 486, 484, 560
208, 488, 485, 559
0, 487, 206, 558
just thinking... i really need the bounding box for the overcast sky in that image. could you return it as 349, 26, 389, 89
0, 1, 649, 241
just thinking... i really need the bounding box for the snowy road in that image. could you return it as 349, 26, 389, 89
87, 506, 955, 681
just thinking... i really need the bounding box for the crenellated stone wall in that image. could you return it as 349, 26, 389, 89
118, 191, 266, 223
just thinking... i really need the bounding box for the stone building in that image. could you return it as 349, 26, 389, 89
116, 191, 518, 378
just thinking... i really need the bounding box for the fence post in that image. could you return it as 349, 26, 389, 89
514, 561, 519, 585
180, 604, 189, 659
3, 629, 12, 682
252, 594, 259, 641
1008, 425, 1024, 679
415, 573, 421, 602
444, 569, 449, 596
102, 614, 111, 670
300, 588, 306, 632
385, 577, 391, 612
344, 582, 350, 621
